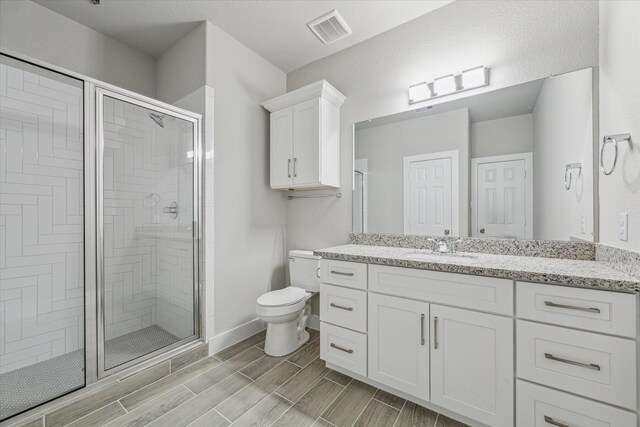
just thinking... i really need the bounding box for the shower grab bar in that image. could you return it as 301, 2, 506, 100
601, 133, 631, 176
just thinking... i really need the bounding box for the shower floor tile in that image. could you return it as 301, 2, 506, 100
0, 325, 180, 421
0, 349, 84, 421
104, 325, 181, 370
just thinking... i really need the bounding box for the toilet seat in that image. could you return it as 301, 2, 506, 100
257, 287, 306, 308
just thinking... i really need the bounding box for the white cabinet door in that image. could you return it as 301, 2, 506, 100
270, 106, 293, 188
292, 98, 320, 187
368, 293, 429, 401
517, 380, 637, 427
431, 305, 514, 427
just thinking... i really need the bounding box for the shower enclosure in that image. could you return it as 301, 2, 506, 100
0, 54, 202, 421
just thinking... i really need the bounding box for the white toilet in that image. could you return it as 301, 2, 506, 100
256, 250, 320, 357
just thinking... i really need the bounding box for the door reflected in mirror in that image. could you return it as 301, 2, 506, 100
353, 68, 596, 242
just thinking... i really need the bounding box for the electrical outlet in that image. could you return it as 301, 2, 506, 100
619, 213, 628, 241
581, 215, 586, 234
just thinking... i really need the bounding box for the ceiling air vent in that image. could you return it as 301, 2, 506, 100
307, 9, 352, 45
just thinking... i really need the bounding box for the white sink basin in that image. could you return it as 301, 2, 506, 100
404, 251, 480, 264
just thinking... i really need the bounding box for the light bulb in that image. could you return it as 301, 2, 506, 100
461, 66, 487, 89
409, 82, 429, 103
433, 75, 456, 96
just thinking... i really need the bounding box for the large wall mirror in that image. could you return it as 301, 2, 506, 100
353, 68, 597, 242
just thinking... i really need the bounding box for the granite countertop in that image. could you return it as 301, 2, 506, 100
314, 244, 640, 293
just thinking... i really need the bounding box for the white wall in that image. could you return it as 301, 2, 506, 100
532, 68, 594, 241
156, 22, 207, 104
159, 22, 288, 342
204, 22, 287, 336
286, 0, 598, 252
0, 0, 157, 98
355, 109, 470, 235
471, 114, 533, 159
599, 1, 640, 251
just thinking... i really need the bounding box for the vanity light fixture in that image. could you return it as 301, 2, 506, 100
408, 66, 490, 104
433, 74, 457, 96
408, 83, 430, 104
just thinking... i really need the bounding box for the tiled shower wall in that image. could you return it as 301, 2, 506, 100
102, 97, 159, 340
102, 97, 194, 341
155, 121, 194, 339
0, 60, 84, 374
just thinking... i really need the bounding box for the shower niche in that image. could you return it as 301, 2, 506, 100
0, 54, 202, 421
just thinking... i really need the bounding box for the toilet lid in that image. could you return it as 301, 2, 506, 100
257, 287, 307, 307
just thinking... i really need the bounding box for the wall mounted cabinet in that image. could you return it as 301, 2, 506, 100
262, 80, 345, 190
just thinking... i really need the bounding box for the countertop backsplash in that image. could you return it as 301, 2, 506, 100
350, 233, 596, 261
596, 244, 640, 282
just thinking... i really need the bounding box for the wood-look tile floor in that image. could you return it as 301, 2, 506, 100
18, 329, 469, 427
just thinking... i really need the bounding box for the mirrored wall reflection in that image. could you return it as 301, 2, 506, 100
100, 93, 196, 371
353, 68, 595, 242
0, 55, 85, 420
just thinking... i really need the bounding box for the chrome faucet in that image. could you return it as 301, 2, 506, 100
427, 237, 463, 254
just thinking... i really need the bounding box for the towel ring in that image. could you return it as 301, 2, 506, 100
601, 133, 631, 176
564, 163, 581, 190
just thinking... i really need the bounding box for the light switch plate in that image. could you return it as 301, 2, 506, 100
619, 213, 628, 241
581, 215, 586, 234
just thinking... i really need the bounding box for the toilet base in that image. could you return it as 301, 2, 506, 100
264, 322, 311, 357
263, 299, 313, 357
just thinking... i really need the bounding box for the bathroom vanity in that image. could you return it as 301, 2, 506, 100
314, 243, 639, 427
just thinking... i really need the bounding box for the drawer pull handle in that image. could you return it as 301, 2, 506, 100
330, 303, 353, 311
420, 314, 425, 345
544, 415, 572, 427
544, 301, 600, 314
544, 353, 600, 371
330, 343, 353, 354
433, 316, 439, 349
330, 270, 354, 277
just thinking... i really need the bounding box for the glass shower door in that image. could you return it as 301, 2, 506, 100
96, 88, 199, 375
0, 55, 85, 420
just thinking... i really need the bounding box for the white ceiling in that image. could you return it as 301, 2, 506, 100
32, 0, 453, 73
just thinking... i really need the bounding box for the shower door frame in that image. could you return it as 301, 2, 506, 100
0, 50, 205, 422
94, 86, 202, 379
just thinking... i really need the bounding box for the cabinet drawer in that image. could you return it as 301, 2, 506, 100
320, 260, 367, 290
369, 264, 513, 315
320, 284, 367, 333
320, 322, 367, 376
517, 321, 637, 409
516, 282, 636, 337
517, 380, 637, 427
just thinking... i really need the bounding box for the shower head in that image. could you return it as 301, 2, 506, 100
149, 113, 165, 128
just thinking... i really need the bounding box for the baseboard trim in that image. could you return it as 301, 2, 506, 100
308, 314, 320, 331
208, 318, 265, 356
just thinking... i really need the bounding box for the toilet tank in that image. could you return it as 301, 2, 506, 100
289, 250, 321, 293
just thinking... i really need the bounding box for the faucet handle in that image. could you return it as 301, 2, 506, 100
450, 238, 464, 253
